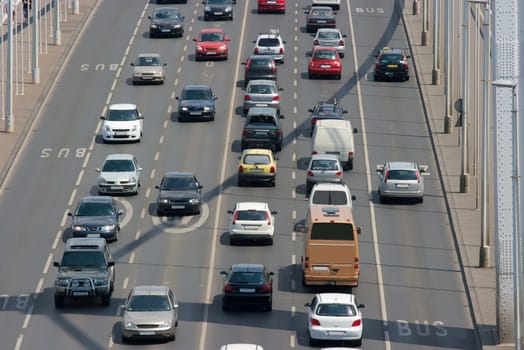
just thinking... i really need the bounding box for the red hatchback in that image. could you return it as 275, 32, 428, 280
193, 29, 231, 61
308, 46, 342, 79
257, 0, 286, 14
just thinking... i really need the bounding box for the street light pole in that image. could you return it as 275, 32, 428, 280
422, 0, 429, 46
443, 0, 453, 133
432, 0, 440, 85
5, 0, 14, 133
32, 0, 40, 84
460, 0, 470, 193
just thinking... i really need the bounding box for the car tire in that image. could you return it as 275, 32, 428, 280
418, 196, 424, 203
267, 237, 274, 246
265, 302, 272, 311
178, 115, 184, 122
306, 182, 314, 195
230, 236, 237, 245
210, 115, 215, 121
379, 193, 386, 203
222, 302, 230, 311
337, 74, 342, 80
405, 74, 410, 81
168, 332, 176, 341
270, 179, 276, 187
340, 53, 344, 58
149, 32, 154, 39
308, 335, 318, 347
101, 295, 111, 306
54, 295, 64, 308
354, 337, 363, 346
374, 74, 380, 81
308, 72, 313, 79
204, 16, 208, 21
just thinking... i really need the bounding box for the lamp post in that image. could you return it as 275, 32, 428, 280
460, 0, 470, 193
432, 0, 440, 85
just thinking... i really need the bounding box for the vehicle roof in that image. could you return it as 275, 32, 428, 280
309, 153, 341, 162
104, 154, 135, 161
78, 196, 114, 203
316, 28, 341, 33
231, 263, 265, 272
380, 47, 405, 55
199, 28, 225, 33
312, 46, 339, 52
108, 103, 137, 110
154, 6, 181, 11
234, 202, 270, 211
246, 79, 278, 86
309, 6, 334, 12
311, 182, 350, 191
181, 85, 212, 91
385, 161, 418, 170
241, 148, 275, 156
315, 119, 352, 128
136, 53, 161, 58
316, 292, 356, 304
163, 171, 195, 178
131, 285, 170, 296
246, 106, 278, 115
248, 55, 275, 61
220, 345, 264, 350
65, 237, 106, 250
308, 205, 355, 223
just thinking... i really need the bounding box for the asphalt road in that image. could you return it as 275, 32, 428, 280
0, 0, 481, 349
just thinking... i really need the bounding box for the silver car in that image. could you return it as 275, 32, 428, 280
130, 53, 166, 84
376, 161, 429, 203
253, 29, 286, 63
306, 154, 343, 194
243, 79, 282, 114
312, 28, 346, 58
121, 285, 178, 342
96, 154, 142, 196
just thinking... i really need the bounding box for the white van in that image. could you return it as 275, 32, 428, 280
311, 119, 358, 170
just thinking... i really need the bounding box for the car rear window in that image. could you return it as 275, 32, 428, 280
236, 210, 267, 221
248, 84, 276, 94
314, 50, 336, 59
387, 170, 418, 180
316, 303, 357, 316
310, 160, 338, 171
380, 54, 404, 64
310, 223, 355, 240
318, 32, 340, 39
230, 272, 265, 283
258, 38, 280, 47
312, 190, 348, 205
243, 154, 271, 165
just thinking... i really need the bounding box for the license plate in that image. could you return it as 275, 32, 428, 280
250, 168, 264, 173
317, 20, 327, 23
243, 225, 260, 229
161, 29, 171, 32
395, 184, 409, 188
206, 52, 217, 55
320, 64, 331, 68
139, 331, 155, 336
329, 331, 344, 336
142, 76, 153, 80
312, 266, 330, 271
387, 64, 398, 68
214, 12, 223, 15
326, 151, 340, 155
172, 205, 185, 209
111, 186, 123, 190
73, 291, 89, 296
115, 132, 128, 136
190, 112, 202, 115
255, 103, 268, 107
255, 131, 268, 135
239, 288, 255, 293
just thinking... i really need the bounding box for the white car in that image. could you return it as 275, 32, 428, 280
101, 103, 143, 143
220, 345, 264, 350
253, 29, 286, 63
306, 293, 364, 347
96, 154, 142, 195
311, 0, 340, 10
312, 28, 346, 58
227, 202, 277, 245
376, 161, 429, 203
309, 183, 355, 208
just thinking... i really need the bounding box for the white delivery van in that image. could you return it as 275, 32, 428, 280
311, 119, 358, 170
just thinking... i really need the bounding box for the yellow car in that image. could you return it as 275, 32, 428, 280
237, 148, 277, 187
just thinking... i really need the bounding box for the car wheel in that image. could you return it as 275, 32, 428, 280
230, 236, 237, 245
374, 74, 379, 81
210, 115, 215, 121
267, 237, 274, 246
178, 115, 184, 122
157, 208, 164, 217
337, 74, 342, 80
168, 332, 176, 341
270, 179, 276, 187
54, 295, 64, 308
418, 196, 424, 203
405, 74, 410, 81
354, 337, 363, 346
101, 295, 111, 306
222, 302, 230, 311
149, 32, 154, 38
265, 302, 272, 311
340, 53, 344, 58
113, 230, 119, 242
308, 334, 318, 347
308, 72, 313, 79
132, 80, 137, 85
306, 182, 313, 195
204, 16, 208, 21
379, 192, 385, 203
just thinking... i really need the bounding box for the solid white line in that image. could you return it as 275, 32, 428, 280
115, 67, 121, 79
42, 254, 53, 274
60, 210, 68, 227
14, 334, 23, 350
83, 152, 91, 167
52, 230, 62, 250
35, 278, 44, 294
123, 276, 129, 289
106, 92, 112, 105
76, 169, 84, 186
129, 252, 135, 264
22, 304, 33, 328
111, 79, 117, 91
108, 336, 114, 348
68, 188, 77, 206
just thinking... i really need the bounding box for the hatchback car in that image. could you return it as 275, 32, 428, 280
373, 47, 411, 81
243, 80, 282, 114
121, 285, 179, 342
306, 154, 343, 194
148, 7, 184, 38
305, 6, 336, 33
305, 293, 364, 346
176, 85, 217, 122
308, 100, 348, 136
308, 182, 355, 208
227, 202, 277, 245
220, 264, 274, 311
68, 196, 122, 242
243, 55, 277, 87
130, 53, 166, 85
155, 172, 203, 216
237, 148, 277, 187
101, 103, 143, 143
203, 0, 234, 21
257, 0, 285, 13
253, 29, 286, 63
308, 46, 342, 79
241, 107, 284, 151
376, 161, 428, 203
194, 28, 231, 61
312, 28, 346, 58
96, 154, 142, 195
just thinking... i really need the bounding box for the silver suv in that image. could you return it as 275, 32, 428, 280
253, 29, 286, 64
53, 237, 115, 307
312, 28, 346, 58
376, 161, 428, 203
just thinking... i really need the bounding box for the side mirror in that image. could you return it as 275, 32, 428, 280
163, 63, 167, 66
155, 185, 160, 189
252, 40, 256, 43
67, 212, 73, 217
357, 226, 362, 234
176, 96, 180, 100
358, 303, 365, 308
148, 16, 152, 19
53, 262, 60, 267
271, 210, 278, 215
342, 34, 347, 38
226, 37, 231, 42
198, 185, 204, 189
304, 302, 311, 307
100, 116, 106, 120
220, 271, 228, 276
295, 224, 305, 233
268, 272, 274, 276
278, 88, 284, 91
118, 210, 124, 216
351, 195, 356, 200
283, 41, 287, 44
343, 110, 348, 114
227, 210, 234, 214
96, 168, 101, 172
308, 108, 313, 112
173, 303, 179, 309
137, 167, 143, 172
120, 304, 126, 309
279, 114, 285, 119
213, 95, 218, 100
130, 63, 135, 66
241, 62, 247, 65
407, 55, 412, 59
193, 38, 197, 42
108, 261, 115, 267
353, 127, 358, 133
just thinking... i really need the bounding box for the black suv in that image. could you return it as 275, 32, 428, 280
53, 237, 115, 307
156, 172, 203, 215
68, 196, 122, 242
308, 99, 348, 136
148, 7, 185, 38
241, 107, 284, 151
242, 56, 277, 87
176, 85, 217, 122
373, 47, 410, 81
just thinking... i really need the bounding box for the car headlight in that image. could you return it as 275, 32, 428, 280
104, 125, 112, 133
219, 45, 227, 51
196, 45, 203, 51
72, 225, 87, 231
158, 320, 172, 328
128, 177, 137, 184
189, 198, 200, 204
150, 24, 158, 29
125, 321, 136, 329
98, 178, 106, 184
100, 224, 116, 231
56, 278, 70, 287
203, 106, 213, 112
93, 277, 109, 286
173, 24, 182, 28
131, 125, 137, 132
181, 107, 188, 111
159, 198, 169, 204
225, 6, 232, 12
205, 5, 210, 11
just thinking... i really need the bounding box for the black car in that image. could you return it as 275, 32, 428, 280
155, 172, 203, 215
176, 85, 217, 122
373, 47, 411, 81
220, 264, 274, 311
308, 100, 348, 136
305, 6, 336, 33
242, 56, 277, 87
241, 107, 284, 151
203, 0, 234, 21
148, 7, 185, 38
68, 196, 122, 242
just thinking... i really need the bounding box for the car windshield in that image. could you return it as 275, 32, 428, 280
243, 154, 271, 165
311, 160, 338, 171
380, 54, 404, 64
200, 32, 224, 41
229, 271, 265, 284
107, 109, 138, 121
75, 202, 115, 216
386, 170, 418, 180
136, 56, 161, 66
102, 159, 135, 172
236, 210, 267, 221
312, 190, 348, 205
162, 177, 196, 191
127, 295, 171, 312
61, 251, 106, 267
181, 89, 212, 100
317, 303, 356, 316
153, 9, 180, 19
258, 38, 280, 47
318, 31, 340, 39
247, 84, 276, 94
314, 50, 336, 60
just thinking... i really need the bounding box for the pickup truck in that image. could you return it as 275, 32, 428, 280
241, 107, 284, 151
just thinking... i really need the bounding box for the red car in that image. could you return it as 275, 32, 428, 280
193, 29, 231, 61
308, 46, 342, 80
257, 0, 286, 14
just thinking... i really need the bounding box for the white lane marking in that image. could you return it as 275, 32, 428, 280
60, 210, 68, 227
167, 105, 172, 114
115, 67, 121, 79
292, 171, 295, 180
108, 336, 114, 348
290, 334, 296, 347
35, 278, 44, 294
292, 231, 296, 241
52, 230, 62, 250
123, 276, 129, 289
15, 334, 23, 350
68, 188, 77, 206
129, 252, 135, 264
106, 92, 112, 105
291, 305, 296, 317
180, 215, 192, 225
171, 91, 176, 99
22, 304, 33, 328
140, 208, 146, 219
292, 189, 296, 199
155, 151, 160, 160
111, 79, 117, 91
145, 187, 151, 198
163, 119, 169, 128
76, 169, 84, 186
291, 254, 296, 265
292, 152, 296, 161
135, 230, 141, 240
150, 168, 156, 179
293, 106, 297, 114
174, 78, 179, 86
114, 198, 133, 229
43, 254, 53, 274
292, 210, 296, 220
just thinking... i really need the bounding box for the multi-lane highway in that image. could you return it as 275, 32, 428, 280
0, 0, 482, 349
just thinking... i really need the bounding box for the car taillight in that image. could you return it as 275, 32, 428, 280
279, 47, 284, 54
416, 172, 421, 183
311, 318, 321, 326
244, 95, 251, 101
270, 166, 275, 174
384, 170, 389, 183
304, 256, 310, 268
403, 63, 409, 69
254, 47, 259, 54
242, 128, 248, 135
354, 256, 359, 269
272, 65, 276, 73
339, 39, 344, 46
352, 319, 362, 327
265, 211, 271, 225
335, 171, 342, 177
307, 171, 314, 177
348, 151, 354, 158
375, 62, 381, 68
312, 150, 318, 155
232, 211, 239, 224
238, 165, 244, 173
313, 39, 319, 45
246, 61, 251, 70
273, 95, 280, 101
224, 284, 233, 293
262, 283, 271, 293
276, 130, 281, 137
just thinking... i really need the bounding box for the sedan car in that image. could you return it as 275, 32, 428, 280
308, 100, 348, 135
253, 29, 286, 63
220, 264, 274, 311
148, 7, 184, 38
305, 293, 364, 346
96, 154, 142, 196
312, 28, 346, 58
100, 103, 143, 143
121, 285, 178, 342
155, 172, 203, 216
243, 79, 282, 114
305, 6, 336, 33
237, 148, 277, 187
130, 53, 166, 85
308, 46, 342, 79
227, 202, 277, 245
373, 47, 411, 81
68, 196, 122, 242
176, 85, 217, 122
194, 28, 231, 61
243, 55, 277, 87
257, 0, 285, 13
376, 161, 428, 203
306, 154, 343, 194
203, 0, 234, 21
